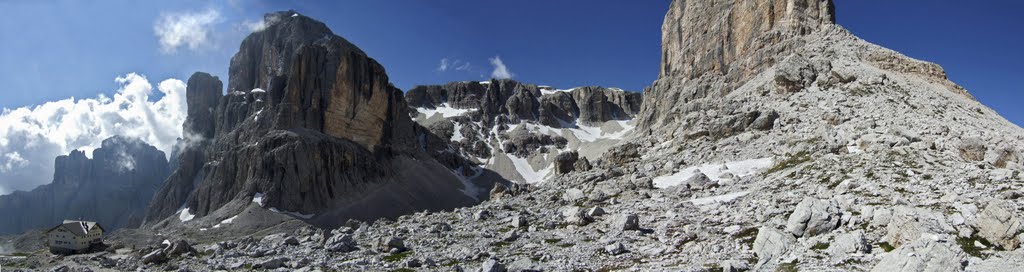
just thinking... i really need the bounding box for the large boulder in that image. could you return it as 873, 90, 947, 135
827, 230, 870, 261
976, 200, 1023, 250
884, 206, 956, 247
752, 227, 796, 269
786, 197, 842, 237
959, 137, 987, 162
554, 151, 581, 175
562, 206, 590, 226
553, 151, 592, 175
871, 236, 966, 272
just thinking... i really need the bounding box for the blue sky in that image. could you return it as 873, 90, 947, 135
0, 0, 1021, 125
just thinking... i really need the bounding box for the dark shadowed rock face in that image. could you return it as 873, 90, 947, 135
0, 136, 169, 235
145, 11, 475, 228
145, 73, 223, 225
184, 72, 222, 139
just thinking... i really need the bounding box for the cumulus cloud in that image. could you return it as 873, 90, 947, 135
154, 9, 222, 53
489, 56, 514, 79
0, 73, 187, 195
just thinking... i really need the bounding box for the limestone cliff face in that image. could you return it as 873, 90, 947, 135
145, 11, 473, 228
0, 136, 169, 235
660, 0, 835, 80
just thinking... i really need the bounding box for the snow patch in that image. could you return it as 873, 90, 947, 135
253, 109, 263, 121
652, 157, 774, 189
689, 191, 750, 206
212, 215, 238, 229
451, 123, 464, 142
250, 88, 266, 93
252, 192, 265, 207
520, 119, 635, 143
507, 153, 552, 184
415, 103, 473, 119
178, 208, 195, 222
540, 87, 576, 96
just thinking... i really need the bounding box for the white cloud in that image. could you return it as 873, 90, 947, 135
438, 58, 450, 72
438, 58, 473, 73
154, 9, 222, 53
455, 61, 471, 71
489, 56, 514, 79
241, 19, 267, 33
0, 73, 187, 195
239, 14, 282, 34
0, 152, 28, 173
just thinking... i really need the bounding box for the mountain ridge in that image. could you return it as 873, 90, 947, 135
0, 136, 169, 235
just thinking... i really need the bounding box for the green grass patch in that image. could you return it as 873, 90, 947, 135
776, 260, 799, 272
493, 241, 511, 248
597, 265, 629, 272
441, 259, 461, 267
382, 250, 414, 263
543, 238, 562, 244
557, 243, 575, 248
763, 151, 812, 176
811, 242, 830, 250
732, 228, 759, 248
703, 263, 723, 271
957, 236, 994, 258
876, 242, 895, 252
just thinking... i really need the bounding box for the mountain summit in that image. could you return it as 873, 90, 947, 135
145, 11, 478, 231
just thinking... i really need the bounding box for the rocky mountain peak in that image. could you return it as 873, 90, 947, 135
145, 11, 473, 228
660, 0, 835, 80
227, 11, 337, 94
223, 11, 413, 152
183, 72, 222, 139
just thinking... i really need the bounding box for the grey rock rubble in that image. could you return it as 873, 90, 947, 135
6, 1, 1024, 271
